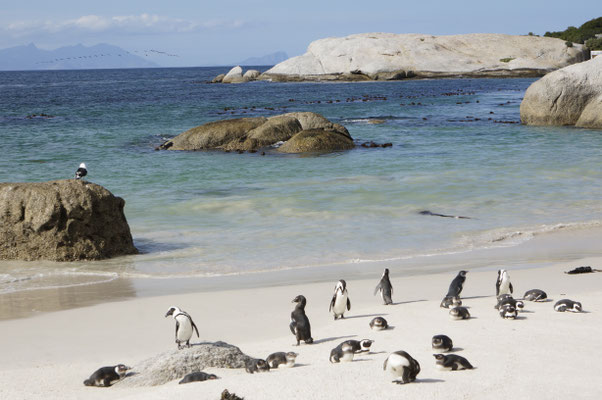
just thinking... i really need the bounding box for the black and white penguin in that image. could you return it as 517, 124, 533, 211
383, 351, 421, 384
330, 341, 355, 363
432, 335, 453, 352
374, 268, 393, 305
75, 163, 87, 179
165, 306, 200, 349
83, 364, 130, 387
266, 352, 298, 368
554, 299, 583, 312
499, 304, 518, 319
494, 295, 524, 312
329, 279, 351, 320
433, 354, 473, 370
449, 306, 470, 320
290, 295, 314, 345
440, 295, 462, 309
342, 339, 374, 354
495, 269, 513, 296
178, 372, 219, 384
245, 358, 270, 373
369, 316, 389, 331
523, 289, 547, 302
446, 271, 468, 298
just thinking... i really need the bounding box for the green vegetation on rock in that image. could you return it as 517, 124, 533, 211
499, 57, 515, 63
585, 37, 602, 50
544, 17, 602, 44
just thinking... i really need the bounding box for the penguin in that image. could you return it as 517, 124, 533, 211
369, 316, 389, 331
523, 289, 547, 302
330, 341, 355, 363
178, 372, 219, 384
494, 295, 524, 312
165, 306, 200, 349
374, 268, 393, 305
329, 279, 351, 320
83, 364, 130, 387
449, 306, 470, 320
75, 163, 87, 179
495, 269, 513, 296
383, 351, 421, 384
499, 304, 518, 319
245, 358, 270, 373
266, 352, 298, 368
440, 295, 462, 309
446, 271, 468, 298
290, 295, 314, 345
554, 299, 582, 312
432, 335, 453, 352
433, 354, 473, 370
342, 339, 374, 354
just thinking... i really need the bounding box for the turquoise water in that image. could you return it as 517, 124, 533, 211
1, 68, 601, 294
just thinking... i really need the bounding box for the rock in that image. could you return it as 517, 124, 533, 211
243, 69, 261, 82
157, 117, 267, 151
0, 180, 137, 261
520, 56, 602, 128
212, 73, 225, 83
118, 342, 253, 387
222, 66, 245, 83
280, 112, 350, 138
157, 112, 353, 153
260, 33, 587, 81
277, 129, 355, 153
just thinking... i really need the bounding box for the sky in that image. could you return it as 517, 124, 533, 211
0, 0, 599, 66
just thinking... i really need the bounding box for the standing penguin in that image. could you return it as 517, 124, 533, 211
383, 351, 421, 384
165, 306, 200, 349
374, 268, 393, 305
290, 295, 314, 345
496, 269, 513, 296
446, 270, 468, 298
329, 279, 351, 320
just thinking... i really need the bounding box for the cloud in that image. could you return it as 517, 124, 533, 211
3, 13, 245, 37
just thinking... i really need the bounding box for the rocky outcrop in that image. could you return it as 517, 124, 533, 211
118, 342, 252, 387
259, 33, 587, 82
243, 69, 261, 81
157, 112, 354, 153
0, 180, 137, 261
277, 129, 355, 153
520, 56, 602, 129
222, 66, 245, 83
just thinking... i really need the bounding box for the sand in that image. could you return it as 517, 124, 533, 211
0, 254, 601, 400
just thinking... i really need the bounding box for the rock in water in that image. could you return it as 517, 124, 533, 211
520, 56, 602, 129
261, 33, 587, 81
0, 180, 137, 261
118, 342, 253, 387
277, 129, 355, 153
222, 66, 245, 83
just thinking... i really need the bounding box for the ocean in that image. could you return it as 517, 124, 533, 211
1, 67, 601, 309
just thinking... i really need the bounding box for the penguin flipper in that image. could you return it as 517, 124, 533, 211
191, 318, 200, 338
374, 282, 382, 296
329, 294, 336, 312
509, 282, 513, 294
289, 320, 297, 336
175, 320, 180, 341
347, 297, 351, 311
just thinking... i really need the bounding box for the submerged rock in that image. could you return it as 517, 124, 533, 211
0, 180, 137, 261
520, 56, 602, 129
260, 33, 587, 81
118, 342, 253, 387
277, 129, 355, 153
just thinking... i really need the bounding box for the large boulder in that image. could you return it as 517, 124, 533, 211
118, 342, 252, 387
0, 180, 137, 261
520, 56, 602, 128
222, 66, 245, 83
157, 117, 267, 151
260, 33, 587, 81
277, 129, 355, 153
243, 69, 261, 81
157, 112, 354, 153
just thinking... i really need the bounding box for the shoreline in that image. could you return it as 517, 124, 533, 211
1, 224, 600, 321
0, 253, 600, 399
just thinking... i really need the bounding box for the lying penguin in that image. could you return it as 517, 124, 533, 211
83, 364, 130, 387
179, 372, 219, 384
433, 354, 473, 371
266, 352, 298, 368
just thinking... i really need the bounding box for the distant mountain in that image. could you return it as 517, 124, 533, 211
238, 51, 289, 66
0, 43, 160, 71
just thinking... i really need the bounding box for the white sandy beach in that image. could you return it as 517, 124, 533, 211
1, 253, 601, 400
